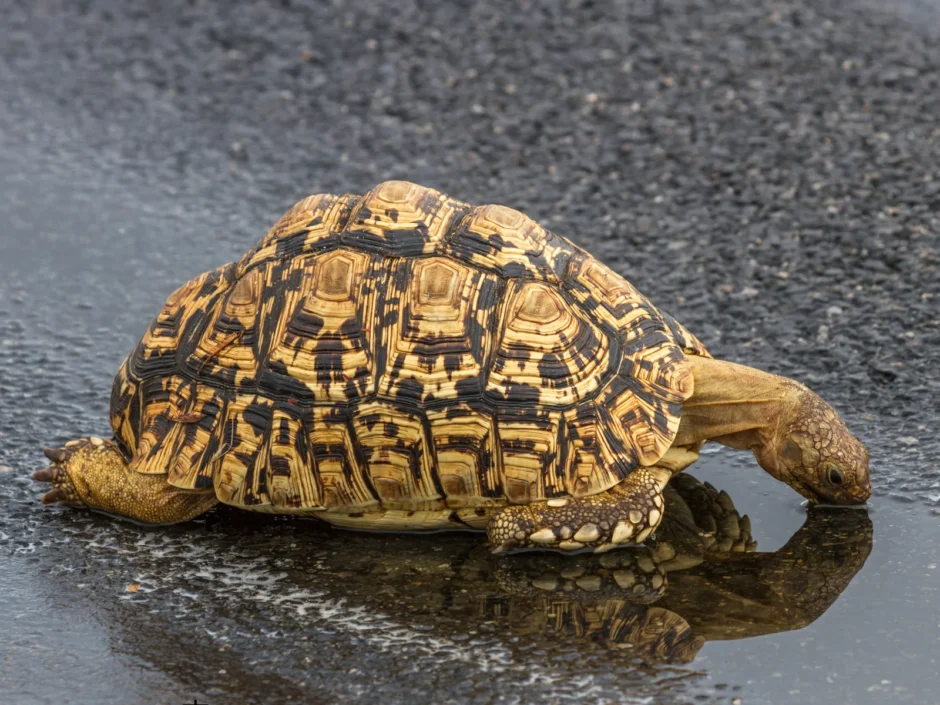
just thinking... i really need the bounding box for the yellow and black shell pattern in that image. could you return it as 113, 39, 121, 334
109, 181, 709, 515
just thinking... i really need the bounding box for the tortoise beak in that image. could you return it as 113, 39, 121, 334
854, 484, 872, 503
794, 477, 870, 507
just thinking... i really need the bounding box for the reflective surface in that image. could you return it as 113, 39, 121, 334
1, 436, 934, 705
283, 474, 874, 665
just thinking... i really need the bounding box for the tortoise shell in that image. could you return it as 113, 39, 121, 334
109, 181, 709, 516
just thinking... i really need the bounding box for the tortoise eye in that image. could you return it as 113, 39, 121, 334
828, 466, 845, 486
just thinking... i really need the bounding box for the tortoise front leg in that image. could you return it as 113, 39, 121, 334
487, 467, 672, 554
33, 438, 217, 525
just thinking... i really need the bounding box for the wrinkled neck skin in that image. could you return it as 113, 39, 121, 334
675, 355, 803, 482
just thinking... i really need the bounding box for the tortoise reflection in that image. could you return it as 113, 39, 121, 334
314, 472, 872, 664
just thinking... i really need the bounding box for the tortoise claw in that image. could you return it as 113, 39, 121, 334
41, 488, 64, 504
33, 466, 58, 483
34, 461, 80, 505
43, 447, 68, 463
490, 539, 519, 555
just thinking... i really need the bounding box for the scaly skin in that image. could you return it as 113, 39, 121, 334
487, 467, 673, 554
676, 355, 871, 506
34, 438, 216, 525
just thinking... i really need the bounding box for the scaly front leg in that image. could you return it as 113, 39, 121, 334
487, 467, 672, 554
33, 438, 217, 525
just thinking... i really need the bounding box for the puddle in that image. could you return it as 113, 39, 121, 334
1, 444, 937, 704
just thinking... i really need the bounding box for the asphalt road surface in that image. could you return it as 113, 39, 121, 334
1, 1, 938, 704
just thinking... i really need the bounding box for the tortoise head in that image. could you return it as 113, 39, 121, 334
757, 389, 871, 505
33, 437, 130, 510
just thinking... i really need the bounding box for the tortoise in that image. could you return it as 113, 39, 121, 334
33, 180, 871, 553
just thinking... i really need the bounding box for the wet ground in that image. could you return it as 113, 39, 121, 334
1, 0, 939, 703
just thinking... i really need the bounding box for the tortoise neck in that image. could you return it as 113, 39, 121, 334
674, 356, 802, 451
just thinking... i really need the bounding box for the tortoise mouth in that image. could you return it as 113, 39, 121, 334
792, 479, 823, 505
789, 477, 832, 506
791, 477, 870, 507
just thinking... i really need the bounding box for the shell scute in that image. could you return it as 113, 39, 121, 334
562, 402, 636, 498
426, 403, 502, 506
378, 256, 498, 403
185, 267, 264, 383
239, 193, 359, 271
658, 308, 711, 358
495, 407, 564, 503
130, 263, 235, 380
601, 370, 687, 468
130, 376, 204, 476
444, 204, 573, 281
264, 248, 378, 402
265, 407, 322, 510
308, 407, 375, 511
486, 280, 612, 406
341, 180, 468, 257
351, 400, 443, 511
565, 255, 656, 335
110, 356, 140, 457
212, 394, 273, 506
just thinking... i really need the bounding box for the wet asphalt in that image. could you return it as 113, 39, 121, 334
0, 1, 938, 704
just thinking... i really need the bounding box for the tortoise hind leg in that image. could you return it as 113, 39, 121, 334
33, 438, 218, 525
487, 467, 672, 554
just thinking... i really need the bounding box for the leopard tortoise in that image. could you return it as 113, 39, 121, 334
34, 181, 871, 553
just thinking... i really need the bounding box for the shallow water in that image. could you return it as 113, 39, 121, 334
1, 126, 938, 705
